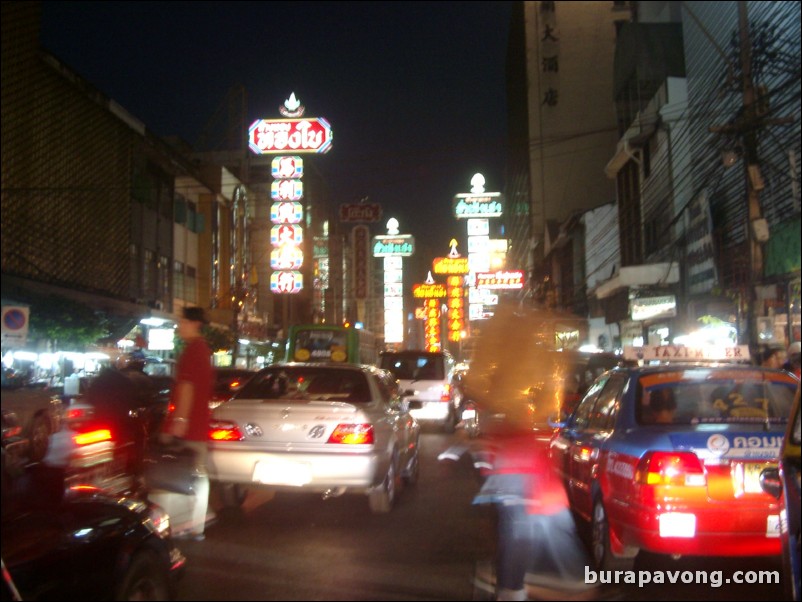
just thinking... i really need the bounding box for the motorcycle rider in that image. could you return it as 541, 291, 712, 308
83, 350, 158, 476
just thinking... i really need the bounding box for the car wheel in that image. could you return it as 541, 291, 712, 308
114, 550, 170, 601
369, 458, 398, 514
218, 483, 247, 509
29, 414, 51, 462
592, 498, 634, 571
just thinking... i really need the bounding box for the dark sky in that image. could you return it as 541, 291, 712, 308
39, 1, 513, 280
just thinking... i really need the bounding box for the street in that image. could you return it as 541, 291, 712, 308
167, 428, 786, 601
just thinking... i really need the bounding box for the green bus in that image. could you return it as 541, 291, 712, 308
285, 324, 379, 365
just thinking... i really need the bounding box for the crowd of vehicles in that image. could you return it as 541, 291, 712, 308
3, 333, 799, 600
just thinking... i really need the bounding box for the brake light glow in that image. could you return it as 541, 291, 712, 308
635, 451, 706, 487
441, 383, 451, 402
72, 429, 112, 446
327, 424, 374, 445
209, 421, 243, 441
66, 407, 91, 421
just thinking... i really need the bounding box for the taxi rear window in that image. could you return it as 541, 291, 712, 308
636, 370, 797, 425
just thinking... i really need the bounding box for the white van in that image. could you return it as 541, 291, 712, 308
379, 350, 457, 432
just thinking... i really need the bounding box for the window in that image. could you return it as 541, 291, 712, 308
186, 265, 197, 303
174, 261, 184, 299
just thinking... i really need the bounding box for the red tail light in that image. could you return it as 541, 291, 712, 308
66, 407, 91, 421
635, 451, 706, 487
327, 424, 374, 445
441, 383, 451, 402
209, 420, 244, 441
72, 429, 112, 446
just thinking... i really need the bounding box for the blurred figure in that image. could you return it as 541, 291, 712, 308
83, 349, 156, 474
160, 306, 214, 541
782, 342, 801, 379
468, 303, 595, 600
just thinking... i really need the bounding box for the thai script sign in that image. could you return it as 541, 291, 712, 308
475, 270, 524, 289
249, 118, 333, 154
413, 283, 447, 299
453, 193, 503, 218
339, 203, 382, 223
432, 256, 470, 275
372, 235, 415, 257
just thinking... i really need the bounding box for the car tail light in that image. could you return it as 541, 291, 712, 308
72, 429, 112, 446
441, 383, 451, 402
327, 424, 374, 445
66, 407, 92, 421
635, 451, 706, 487
209, 420, 244, 441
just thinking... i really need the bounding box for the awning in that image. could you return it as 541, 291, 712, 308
593, 263, 680, 299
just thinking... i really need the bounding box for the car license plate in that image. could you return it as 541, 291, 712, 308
253, 458, 311, 486
462, 408, 476, 420
766, 514, 780, 538
743, 462, 768, 494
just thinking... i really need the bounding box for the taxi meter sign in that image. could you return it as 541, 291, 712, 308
1, 306, 30, 347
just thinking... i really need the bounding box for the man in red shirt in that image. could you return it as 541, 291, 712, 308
162, 306, 214, 540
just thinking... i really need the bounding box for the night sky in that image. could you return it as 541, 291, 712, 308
39, 1, 513, 281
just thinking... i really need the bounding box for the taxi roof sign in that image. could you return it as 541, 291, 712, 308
623, 344, 751, 362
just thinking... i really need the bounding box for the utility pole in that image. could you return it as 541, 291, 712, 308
708, 2, 792, 353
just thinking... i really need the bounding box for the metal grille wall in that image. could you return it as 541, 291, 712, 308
2, 2, 134, 300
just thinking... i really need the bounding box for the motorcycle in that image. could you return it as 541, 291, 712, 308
460, 399, 481, 439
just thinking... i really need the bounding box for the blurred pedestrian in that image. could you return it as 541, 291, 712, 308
468, 302, 596, 601
474, 420, 595, 601
84, 349, 156, 475
160, 306, 214, 541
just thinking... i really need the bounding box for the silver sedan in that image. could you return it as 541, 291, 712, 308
207, 363, 422, 514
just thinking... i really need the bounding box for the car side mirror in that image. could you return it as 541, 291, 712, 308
759, 467, 782, 500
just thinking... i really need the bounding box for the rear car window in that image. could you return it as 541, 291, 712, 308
380, 352, 445, 381
635, 369, 797, 426
236, 368, 371, 403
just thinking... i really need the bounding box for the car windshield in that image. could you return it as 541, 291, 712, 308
235, 367, 371, 403
380, 353, 444, 380
636, 369, 797, 426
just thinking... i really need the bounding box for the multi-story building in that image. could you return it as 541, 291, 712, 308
504, 0, 628, 347
593, 1, 801, 350
505, 0, 800, 353
1, 2, 260, 377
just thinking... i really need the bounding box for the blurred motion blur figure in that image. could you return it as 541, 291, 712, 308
469, 303, 595, 600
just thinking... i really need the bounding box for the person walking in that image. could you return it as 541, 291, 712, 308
160, 306, 214, 541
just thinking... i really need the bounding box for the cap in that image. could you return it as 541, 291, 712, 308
788, 342, 801, 356
182, 306, 207, 324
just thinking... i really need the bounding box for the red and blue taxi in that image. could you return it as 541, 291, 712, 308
550, 344, 799, 570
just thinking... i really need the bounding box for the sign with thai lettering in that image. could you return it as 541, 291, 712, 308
353, 225, 370, 300
475, 270, 525, 289
339, 203, 383, 223
432, 256, 470, 275
372, 235, 415, 257
249, 118, 333, 154
271, 156, 304, 179
453, 193, 503, 218
413, 283, 447, 299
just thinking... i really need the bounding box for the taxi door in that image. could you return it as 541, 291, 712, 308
560, 374, 627, 522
